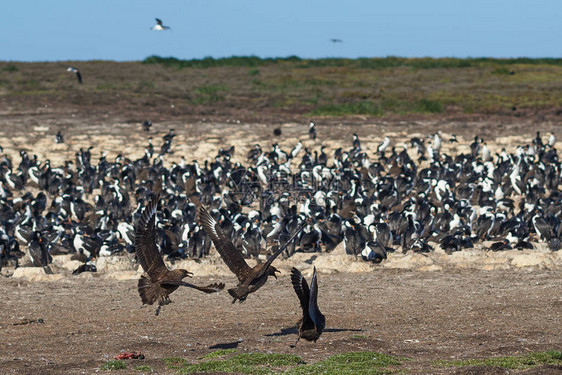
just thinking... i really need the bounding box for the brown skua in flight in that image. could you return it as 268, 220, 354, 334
136, 194, 224, 315
199, 206, 303, 303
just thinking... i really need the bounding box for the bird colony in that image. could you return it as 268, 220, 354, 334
1, 126, 560, 271
0, 124, 560, 329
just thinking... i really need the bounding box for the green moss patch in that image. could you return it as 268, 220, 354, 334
433, 350, 562, 369
288, 351, 401, 375
202, 348, 238, 359
173, 352, 304, 374
168, 351, 401, 375
133, 364, 153, 371
100, 360, 127, 370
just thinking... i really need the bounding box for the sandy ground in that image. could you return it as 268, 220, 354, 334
1, 269, 561, 374
0, 110, 560, 170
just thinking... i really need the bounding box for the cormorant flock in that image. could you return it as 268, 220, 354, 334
1, 127, 560, 277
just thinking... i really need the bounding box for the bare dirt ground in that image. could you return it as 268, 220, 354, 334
1, 269, 561, 375
1, 105, 561, 374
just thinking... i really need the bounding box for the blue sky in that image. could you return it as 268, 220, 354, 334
1, 0, 560, 61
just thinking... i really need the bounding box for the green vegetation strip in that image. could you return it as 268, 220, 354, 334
287, 352, 401, 375
133, 365, 153, 371
143, 55, 562, 70
101, 359, 127, 370
202, 348, 238, 359
165, 350, 562, 374
167, 351, 401, 375
309, 101, 383, 116
434, 350, 562, 369
174, 352, 303, 374
164, 357, 188, 370
5, 57, 561, 116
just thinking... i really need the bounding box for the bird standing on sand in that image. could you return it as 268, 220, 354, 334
308, 121, 316, 140
200, 206, 303, 303
377, 136, 390, 155
290, 267, 325, 346
163, 129, 176, 142
28, 231, 53, 274
151, 18, 170, 31
66, 66, 82, 84
55, 131, 64, 144
432, 132, 442, 152
547, 132, 556, 148
136, 195, 224, 315
143, 120, 152, 133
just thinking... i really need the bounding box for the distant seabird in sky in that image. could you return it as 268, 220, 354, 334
151, 18, 170, 31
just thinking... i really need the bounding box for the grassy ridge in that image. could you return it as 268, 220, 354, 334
2, 56, 562, 118
139, 56, 562, 116
143, 55, 562, 70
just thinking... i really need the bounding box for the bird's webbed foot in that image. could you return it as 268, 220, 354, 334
290, 336, 300, 348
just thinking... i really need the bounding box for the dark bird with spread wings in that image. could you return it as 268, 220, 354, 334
135, 194, 224, 315
200, 206, 303, 303
290, 267, 325, 346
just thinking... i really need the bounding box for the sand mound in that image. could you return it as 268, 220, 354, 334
7, 243, 561, 282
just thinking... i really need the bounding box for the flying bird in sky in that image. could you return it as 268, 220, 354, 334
136, 194, 224, 315
200, 206, 304, 303
290, 267, 325, 346
151, 18, 170, 31
330, 38, 343, 43
66, 66, 82, 84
